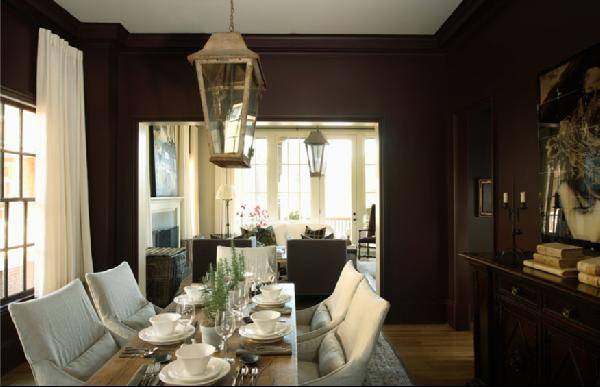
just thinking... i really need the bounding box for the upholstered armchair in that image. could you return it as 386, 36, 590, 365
8, 279, 119, 385
296, 261, 364, 343
86, 262, 161, 347
297, 280, 390, 386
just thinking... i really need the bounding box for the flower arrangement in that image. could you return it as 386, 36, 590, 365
237, 204, 269, 231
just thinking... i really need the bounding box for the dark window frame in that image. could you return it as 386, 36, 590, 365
1, 98, 37, 305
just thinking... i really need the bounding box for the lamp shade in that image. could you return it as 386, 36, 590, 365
216, 183, 236, 200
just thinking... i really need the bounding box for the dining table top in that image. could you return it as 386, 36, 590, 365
85, 283, 298, 386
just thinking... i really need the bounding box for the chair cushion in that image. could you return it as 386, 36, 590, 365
298, 361, 321, 384
64, 331, 119, 380
358, 236, 376, 244
324, 261, 364, 322
310, 303, 332, 331
297, 324, 311, 336
122, 302, 155, 331
86, 262, 149, 324
318, 332, 346, 377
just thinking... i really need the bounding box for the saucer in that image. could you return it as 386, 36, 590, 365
252, 293, 290, 306
174, 294, 204, 306
169, 358, 221, 382
139, 324, 195, 345
159, 357, 230, 386
239, 322, 292, 341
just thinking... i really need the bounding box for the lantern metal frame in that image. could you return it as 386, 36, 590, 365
188, 32, 266, 168
304, 129, 329, 177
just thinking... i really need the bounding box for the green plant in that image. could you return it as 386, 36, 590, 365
288, 210, 300, 220
228, 239, 246, 286
202, 262, 228, 326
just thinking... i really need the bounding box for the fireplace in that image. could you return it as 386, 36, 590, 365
150, 197, 182, 248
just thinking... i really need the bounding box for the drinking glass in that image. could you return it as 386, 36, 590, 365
177, 301, 195, 328
215, 310, 236, 352
229, 284, 245, 318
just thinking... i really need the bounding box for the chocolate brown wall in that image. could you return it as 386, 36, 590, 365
115, 47, 450, 323
447, 0, 600, 329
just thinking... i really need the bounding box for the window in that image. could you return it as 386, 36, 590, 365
235, 138, 268, 211
278, 138, 311, 220
1, 101, 37, 304
364, 138, 378, 210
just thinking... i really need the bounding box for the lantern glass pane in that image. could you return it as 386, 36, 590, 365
306, 144, 325, 175
201, 63, 247, 155
243, 82, 259, 159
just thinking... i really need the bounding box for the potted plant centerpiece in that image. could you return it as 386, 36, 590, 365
200, 263, 228, 347
227, 240, 247, 317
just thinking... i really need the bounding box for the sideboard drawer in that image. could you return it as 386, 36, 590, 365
497, 274, 541, 308
544, 292, 600, 336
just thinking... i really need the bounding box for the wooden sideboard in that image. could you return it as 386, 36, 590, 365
461, 253, 600, 386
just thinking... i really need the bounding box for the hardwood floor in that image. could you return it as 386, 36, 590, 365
1, 324, 473, 386
384, 324, 474, 386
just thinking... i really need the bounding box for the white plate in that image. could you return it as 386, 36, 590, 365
174, 294, 204, 306
239, 322, 292, 341
139, 324, 195, 345
252, 293, 290, 306
168, 358, 221, 383
160, 357, 230, 386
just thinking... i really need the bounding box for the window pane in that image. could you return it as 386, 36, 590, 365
3, 152, 20, 198
27, 202, 39, 245
23, 155, 35, 198
256, 165, 267, 193
365, 165, 377, 193
22, 110, 37, 154
254, 138, 267, 164
288, 139, 300, 164
364, 139, 377, 164
3, 105, 20, 152
26, 246, 36, 290
7, 248, 23, 296
366, 193, 378, 209
8, 202, 24, 248
324, 139, 353, 219
0, 203, 5, 248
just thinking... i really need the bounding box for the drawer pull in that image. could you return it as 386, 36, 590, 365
511, 286, 519, 296
561, 308, 573, 319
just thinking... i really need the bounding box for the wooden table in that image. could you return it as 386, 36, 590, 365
86, 283, 298, 386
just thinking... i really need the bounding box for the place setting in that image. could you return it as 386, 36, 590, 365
251, 284, 291, 308
239, 311, 292, 344
138, 311, 196, 346
158, 341, 231, 386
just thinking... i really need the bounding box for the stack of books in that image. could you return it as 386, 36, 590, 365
578, 257, 600, 287
523, 243, 584, 278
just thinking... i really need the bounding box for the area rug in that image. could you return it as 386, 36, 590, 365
364, 333, 414, 386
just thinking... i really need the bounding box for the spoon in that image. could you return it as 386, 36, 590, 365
241, 365, 249, 385
251, 367, 259, 386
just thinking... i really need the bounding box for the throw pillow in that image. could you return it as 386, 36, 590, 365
318, 332, 346, 377
301, 233, 335, 239
256, 226, 276, 246
304, 226, 327, 239
239, 227, 256, 239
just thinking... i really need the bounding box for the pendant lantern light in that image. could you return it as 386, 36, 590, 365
188, 0, 266, 168
304, 129, 329, 177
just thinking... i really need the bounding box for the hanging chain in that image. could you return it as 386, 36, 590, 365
229, 0, 235, 32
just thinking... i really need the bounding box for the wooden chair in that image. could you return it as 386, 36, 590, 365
358, 204, 376, 260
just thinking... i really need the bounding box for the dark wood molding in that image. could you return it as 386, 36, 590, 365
435, 0, 508, 48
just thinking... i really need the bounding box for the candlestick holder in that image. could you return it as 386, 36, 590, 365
499, 194, 527, 262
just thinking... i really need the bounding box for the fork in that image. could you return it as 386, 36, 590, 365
140, 362, 160, 386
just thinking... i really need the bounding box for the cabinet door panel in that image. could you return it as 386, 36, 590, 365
543, 326, 600, 386
497, 301, 539, 385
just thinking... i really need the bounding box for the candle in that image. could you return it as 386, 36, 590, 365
520, 191, 526, 203
503, 192, 509, 204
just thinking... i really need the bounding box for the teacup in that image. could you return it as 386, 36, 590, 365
175, 342, 215, 376
251, 310, 281, 335
184, 284, 206, 302
149, 313, 181, 337
260, 284, 282, 301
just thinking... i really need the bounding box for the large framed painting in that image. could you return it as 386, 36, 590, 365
150, 125, 178, 197
538, 43, 600, 247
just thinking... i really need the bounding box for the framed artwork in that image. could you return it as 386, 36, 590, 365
538, 43, 599, 246
477, 178, 493, 217
150, 125, 178, 197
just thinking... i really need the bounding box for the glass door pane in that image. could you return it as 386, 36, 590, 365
323, 138, 353, 240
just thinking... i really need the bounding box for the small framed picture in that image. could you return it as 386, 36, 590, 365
478, 178, 493, 217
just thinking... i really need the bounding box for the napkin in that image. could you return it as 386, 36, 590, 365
241, 343, 292, 356
250, 305, 292, 315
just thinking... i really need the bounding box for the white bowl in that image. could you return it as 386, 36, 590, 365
251, 310, 281, 335
184, 284, 206, 302
175, 342, 215, 376
260, 284, 282, 301
149, 313, 181, 337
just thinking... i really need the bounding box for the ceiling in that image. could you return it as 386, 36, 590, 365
54, 0, 462, 35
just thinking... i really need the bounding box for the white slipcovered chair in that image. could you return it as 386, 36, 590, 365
85, 261, 160, 347
8, 279, 119, 385
296, 260, 363, 342
216, 245, 277, 279
297, 280, 390, 386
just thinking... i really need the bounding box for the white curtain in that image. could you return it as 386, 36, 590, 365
35, 28, 93, 296
178, 124, 200, 239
